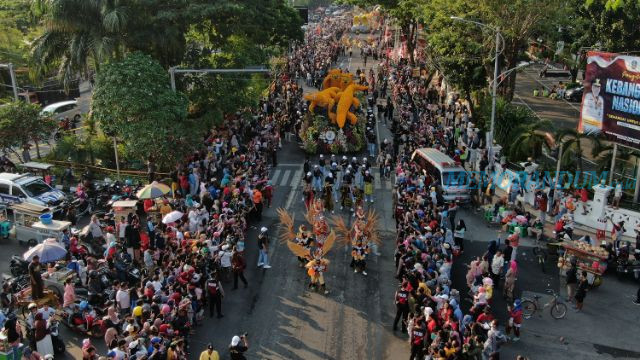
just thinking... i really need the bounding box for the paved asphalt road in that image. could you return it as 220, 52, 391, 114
2, 36, 640, 360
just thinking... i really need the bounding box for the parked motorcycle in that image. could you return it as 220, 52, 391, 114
10, 255, 29, 277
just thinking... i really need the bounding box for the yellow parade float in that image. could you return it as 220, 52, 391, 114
301, 69, 368, 154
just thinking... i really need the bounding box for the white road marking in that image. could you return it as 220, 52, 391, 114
271, 169, 281, 185
285, 169, 303, 210
279, 170, 291, 187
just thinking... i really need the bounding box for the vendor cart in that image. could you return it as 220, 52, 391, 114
112, 200, 138, 221
15, 287, 59, 318
10, 203, 71, 247
557, 241, 608, 288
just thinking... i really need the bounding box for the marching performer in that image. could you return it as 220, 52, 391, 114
306, 249, 330, 294
351, 238, 369, 276
295, 225, 314, 267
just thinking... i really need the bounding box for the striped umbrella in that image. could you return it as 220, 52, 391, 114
136, 181, 171, 199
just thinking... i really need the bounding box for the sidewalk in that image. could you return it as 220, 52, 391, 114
490, 183, 638, 243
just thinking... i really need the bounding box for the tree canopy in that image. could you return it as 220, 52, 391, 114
30, 0, 303, 85
0, 101, 56, 160
91, 52, 194, 169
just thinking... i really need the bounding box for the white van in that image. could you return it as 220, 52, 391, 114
0, 173, 66, 210
411, 148, 470, 202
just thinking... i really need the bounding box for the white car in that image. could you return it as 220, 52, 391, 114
0, 173, 66, 210
40, 100, 81, 121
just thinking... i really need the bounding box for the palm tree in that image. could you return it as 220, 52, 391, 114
591, 141, 639, 180
555, 129, 601, 183
31, 0, 129, 87
507, 120, 554, 161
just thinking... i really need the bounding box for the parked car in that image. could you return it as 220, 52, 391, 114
564, 86, 584, 102
0, 173, 66, 210
40, 100, 81, 122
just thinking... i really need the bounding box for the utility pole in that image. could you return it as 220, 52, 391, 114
488, 29, 500, 168
113, 137, 121, 180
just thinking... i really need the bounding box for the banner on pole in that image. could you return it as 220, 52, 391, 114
578, 51, 640, 148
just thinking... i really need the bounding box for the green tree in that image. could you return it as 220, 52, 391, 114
509, 120, 554, 161
31, 0, 130, 86
423, 0, 487, 110
31, 0, 303, 86
180, 35, 271, 125
582, 0, 640, 53
555, 129, 601, 182
423, 0, 556, 101
91, 52, 193, 170
0, 100, 56, 161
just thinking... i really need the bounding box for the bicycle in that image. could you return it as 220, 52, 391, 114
521, 289, 567, 320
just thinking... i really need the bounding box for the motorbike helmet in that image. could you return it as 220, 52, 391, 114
28, 303, 37, 310
125, 179, 133, 186
79, 300, 88, 311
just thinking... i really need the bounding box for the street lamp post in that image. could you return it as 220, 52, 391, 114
450, 16, 503, 169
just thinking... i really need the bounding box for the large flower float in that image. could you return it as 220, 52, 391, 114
301, 69, 367, 154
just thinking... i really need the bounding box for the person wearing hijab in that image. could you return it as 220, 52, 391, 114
82, 338, 97, 360
63, 278, 76, 308
454, 219, 466, 252
229, 334, 248, 360
504, 260, 518, 302
34, 313, 53, 356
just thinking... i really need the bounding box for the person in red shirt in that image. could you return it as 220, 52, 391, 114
179, 173, 189, 197
475, 306, 495, 324
262, 182, 273, 208
143, 198, 155, 213
579, 188, 589, 215
506, 300, 523, 341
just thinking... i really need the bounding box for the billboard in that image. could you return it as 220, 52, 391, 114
578, 51, 640, 148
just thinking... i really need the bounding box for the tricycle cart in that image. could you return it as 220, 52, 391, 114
14, 287, 59, 318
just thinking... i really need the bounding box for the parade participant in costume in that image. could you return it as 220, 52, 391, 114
305, 249, 331, 294
294, 225, 314, 267
351, 238, 369, 275
323, 177, 334, 214
341, 170, 354, 211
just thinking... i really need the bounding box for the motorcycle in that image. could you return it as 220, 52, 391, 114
59, 302, 106, 339
49, 319, 66, 355
73, 196, 93, 219
114, 251, 142, 285
77, 226, 104, 256
9, 255, 29, 277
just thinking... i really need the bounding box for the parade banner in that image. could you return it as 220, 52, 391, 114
578, 51, 640, 148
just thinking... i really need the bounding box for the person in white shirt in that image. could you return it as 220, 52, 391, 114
219, 245, 232, 271
188, 208, 199, 233
115, 283, 131, 317
88, 215, 103, 240
175, 226, 185, 243
38, 304, 55, 321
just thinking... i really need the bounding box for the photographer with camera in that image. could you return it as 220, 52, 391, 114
229, 333, 249, 360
